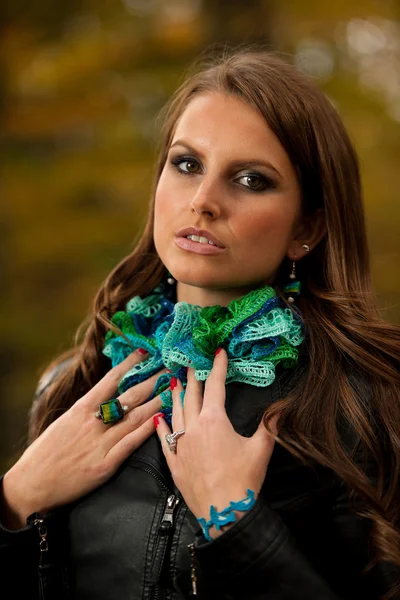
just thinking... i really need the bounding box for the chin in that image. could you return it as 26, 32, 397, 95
174, 273, 224, 289
175, 274, 265, 294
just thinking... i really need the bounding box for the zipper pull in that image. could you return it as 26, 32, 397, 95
188, 543, 198, 596
32, 517, 49, 553
159, 494, 180, 533
150, 494, 181, 585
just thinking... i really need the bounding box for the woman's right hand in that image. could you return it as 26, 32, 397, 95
2, 350, 165, 529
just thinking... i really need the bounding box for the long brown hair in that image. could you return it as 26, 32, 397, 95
29, 46, 400, 595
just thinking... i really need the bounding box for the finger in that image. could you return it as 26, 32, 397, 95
104, 395, 163, 446
154, 414, 178, 470
117, 369, 167, 410
171, 377, 185, 433
106, 414, 157, 466
202, 348, 228, 410
184, 368, 203, 427
89, 369, 165, 433
83, 349, 149, 406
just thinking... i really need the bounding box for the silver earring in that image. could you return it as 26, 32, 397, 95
284, 258, 300, 304
167, 272, 175, 285
284, 246, 310, 304
289, 261, 297, 281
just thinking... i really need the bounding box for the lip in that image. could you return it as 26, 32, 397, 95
174, 227, 225, 249
174, 236, 226, 255
174, 227, 226, 256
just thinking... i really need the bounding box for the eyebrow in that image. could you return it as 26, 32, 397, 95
169, 140, 283, 179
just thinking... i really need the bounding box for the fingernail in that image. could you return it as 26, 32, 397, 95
153, 412, 164, 427
170, 377, 177, 390
215, 348, 222, 357
138, 348, 147, 355
166, 368, 172, 373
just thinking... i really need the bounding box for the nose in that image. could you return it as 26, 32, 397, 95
189, 179, 221, 219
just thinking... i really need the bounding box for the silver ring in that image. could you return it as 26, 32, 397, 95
165, 429, 185, 453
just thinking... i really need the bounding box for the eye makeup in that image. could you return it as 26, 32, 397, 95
169, 152, 279, 193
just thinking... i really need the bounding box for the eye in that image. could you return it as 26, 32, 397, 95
170, 155, 201, 175
235, 173, 276, 192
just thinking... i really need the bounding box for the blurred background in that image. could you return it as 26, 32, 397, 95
1, 0, 399, 472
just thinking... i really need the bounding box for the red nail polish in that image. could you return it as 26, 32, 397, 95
138, 348, 147, 355
170, 377, 177, 390
215, 348, 222, 357
153, 412, 164, 427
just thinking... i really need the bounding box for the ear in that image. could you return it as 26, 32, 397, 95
287, 208, 326, 260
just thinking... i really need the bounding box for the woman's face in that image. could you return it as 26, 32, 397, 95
153, 92, 304, 305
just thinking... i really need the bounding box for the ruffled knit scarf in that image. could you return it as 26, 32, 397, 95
102, 284, 304, 423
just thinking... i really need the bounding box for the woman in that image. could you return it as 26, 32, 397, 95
1, 47, 399, 600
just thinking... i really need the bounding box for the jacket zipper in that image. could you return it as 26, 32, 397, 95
130, 456, 183, 599
188, 542, 198, 596
31, 515, 49, 563
150, 494, 181, 587
161, 494, 180, 529
133, 459, 197, 596
130, 456, 170, 491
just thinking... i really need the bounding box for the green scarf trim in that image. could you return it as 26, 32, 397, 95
103, 285, 304, 422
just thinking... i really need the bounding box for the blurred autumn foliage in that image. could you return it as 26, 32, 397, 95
1, 0, 399, 470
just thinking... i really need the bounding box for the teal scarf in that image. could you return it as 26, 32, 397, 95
102, 284, 304, 423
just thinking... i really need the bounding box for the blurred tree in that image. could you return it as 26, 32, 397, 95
0, 5, 16, 464
203, 0, 273, 46
3, 0, 81, 36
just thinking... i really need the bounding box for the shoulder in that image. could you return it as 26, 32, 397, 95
28, 357, 75, 443
33, 358, 74, 400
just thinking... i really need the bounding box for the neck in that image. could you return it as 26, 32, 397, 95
176, 282, 266, 307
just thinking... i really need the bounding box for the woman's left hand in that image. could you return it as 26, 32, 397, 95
155, 348, 278, 538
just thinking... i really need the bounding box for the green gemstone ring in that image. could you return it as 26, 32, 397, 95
95, 398, 129, 425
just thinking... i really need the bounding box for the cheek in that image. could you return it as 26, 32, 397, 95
237, 204, 297, 249
154, 181, 168, 232
153, 175, 181, 255
154, 173, 180, 224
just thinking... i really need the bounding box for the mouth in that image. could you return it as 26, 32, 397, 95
174, 227, 226, 256
174, 227, 225, 248
185, 234, 217, 246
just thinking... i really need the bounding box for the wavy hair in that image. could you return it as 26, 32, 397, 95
28, 46, 400, 596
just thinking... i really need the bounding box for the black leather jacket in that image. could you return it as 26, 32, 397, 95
0, 362, 397, 600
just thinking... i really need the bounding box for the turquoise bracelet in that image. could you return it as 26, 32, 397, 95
197, 489, 256, 541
